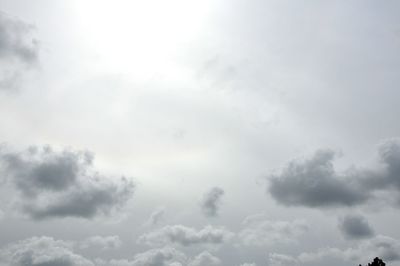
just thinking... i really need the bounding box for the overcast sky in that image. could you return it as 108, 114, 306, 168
1, 1, 400, 265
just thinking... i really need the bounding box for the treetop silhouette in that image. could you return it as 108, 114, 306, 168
359, 257, 386, 266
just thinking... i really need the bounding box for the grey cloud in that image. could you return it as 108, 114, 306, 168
269, 235, 400, 265
200, 187, 224, 217
1, 146, 92, 197
268, 138, 400, 209
127, 247, 187, 266
95, 248, 220, 266
268, 149, 368, 208
268, 253, 298, 266
138, 225, 234, 247
188, 251, 221, 266
79, 235, 122, 250
145, 207, 165, 226
239, 214, 308, 247
0, 145, 135, 219
0, 236, 94, 266
338, 214, 374, 240
0, 11, 39, 90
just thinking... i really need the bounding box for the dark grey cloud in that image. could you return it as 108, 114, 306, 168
338, 214, 374, 240
0, 11, 39, 90
0, 145, 135, 219
0, 236, 94, 266
268, 138, 400, 209
200, 187, 224, 217
137, 225, 234, 247
268, 149, 368, 207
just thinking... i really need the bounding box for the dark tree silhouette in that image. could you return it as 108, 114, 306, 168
359, 257, 386, 266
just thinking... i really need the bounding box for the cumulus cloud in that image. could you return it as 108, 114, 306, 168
268, 253, 299, 266
268, 138, 400, 209
0, 11, 39, 90
95, 248, 220, 266
0, 238, 191, 266
129, 247, 187, 266
138, 225, 234, 247
268, 235, 400, 266
79, 235, 122, 250
188, 251, 221, 266
200, 187, 224, 217
268, 149, 368, 207
0, 145, 135, 220
95, 247, 187, 266
338, 214, 375, 240
0, 236, 94, 266
238, 214, 308, 246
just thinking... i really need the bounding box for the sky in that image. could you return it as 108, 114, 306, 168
0, 1, 400, 265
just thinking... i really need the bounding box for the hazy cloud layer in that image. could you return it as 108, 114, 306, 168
0, 145, 135, 219
338, 214, 375, 240
239, 214, 308, 247
0, 11, 39, 90
268, 138, 400, 209
138, 225, 234, 247
200, 187, 224, 217
0, 236, 93, 266
79, 235, 122, 250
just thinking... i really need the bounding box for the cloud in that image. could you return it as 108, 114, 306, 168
0, 145, 135, 220
188, 251, 221, 266
79, 235, 122, 250
268, 253, 299, 266
96, 247, 186, 266
0, 236, 94, 266
145, 207, 165, 226
338, 214, 374, 240
239, 263, 256, 266
138, 225, 234, 247
268, 138, 400, 209
238, 214, 308, 246
129, 247, 187, 266
200, 187, 224, 217
268, 149, 368, 208
0, 11, 39, 90
268, 235, 400, 266
95, 248, 220, 266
